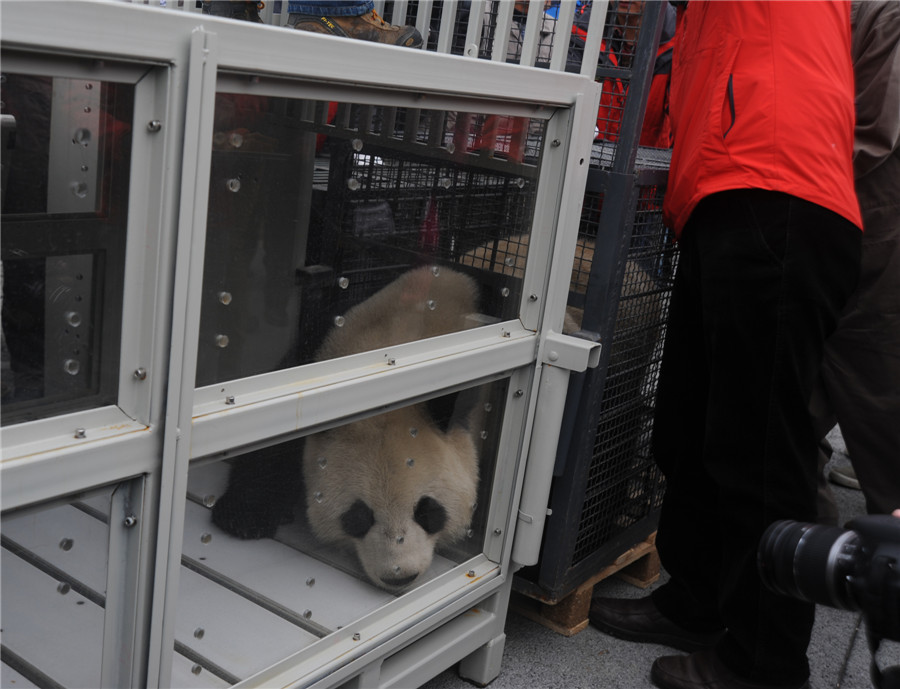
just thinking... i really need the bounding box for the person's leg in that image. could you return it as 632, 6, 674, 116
288, 1, 373, 17
689, 190, 860, 685
649, 224, 724, 632
818, 203, 900, 515
588, 233, 725, 652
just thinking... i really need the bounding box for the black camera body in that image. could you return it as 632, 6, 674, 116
758, 514, 900, 688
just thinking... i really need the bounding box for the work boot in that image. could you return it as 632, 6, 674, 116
290, 9, 423, 48
202, 1, 263, 23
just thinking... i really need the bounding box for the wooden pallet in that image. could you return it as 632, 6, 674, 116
511, 532, 660, 637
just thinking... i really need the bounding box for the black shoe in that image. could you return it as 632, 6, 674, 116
589, 596, 724, 653
651, 650, 810, 689
290, 9, 423, 48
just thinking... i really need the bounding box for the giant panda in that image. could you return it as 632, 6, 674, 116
212, 265, 484, 594
302, 266, 483, 592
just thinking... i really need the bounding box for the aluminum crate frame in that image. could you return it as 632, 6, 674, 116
1, 2, 602, 687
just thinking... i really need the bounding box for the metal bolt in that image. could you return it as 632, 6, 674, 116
493, 528, 503, 536
529, 294, 538, 302
225, 395, 235, 405
387, 358, 396, 366
551, 138, 561, 147
133, 367, 147, 381
200, 533, 212, 544
306, 577, 316, 587
147, 120, 162, 132
74, 428, 86, 439
515, 389, 524, 397
194, 627, 205, 639
59, 538, 74, 551
303, 609, 312, 619
57, 582, 71, 595
352, 633, 361, 641
123, 514, 138, 528
218, 291, 233, 306
215, 334, 229, 348
191, 664, 202, 676
467, 570, 476, 578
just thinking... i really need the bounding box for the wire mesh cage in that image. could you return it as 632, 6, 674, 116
569, 182, 675, 567
513, 0, 679, 605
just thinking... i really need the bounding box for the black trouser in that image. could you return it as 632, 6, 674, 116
649, 190, 861, 684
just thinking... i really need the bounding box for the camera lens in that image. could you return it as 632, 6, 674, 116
758, 520, 860, 611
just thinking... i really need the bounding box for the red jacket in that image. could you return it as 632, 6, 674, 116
663, 1, 862, 235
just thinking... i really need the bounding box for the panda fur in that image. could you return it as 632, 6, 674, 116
303, 265, 482, 593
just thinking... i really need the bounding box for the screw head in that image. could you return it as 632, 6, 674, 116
133, 367, 147, 381
147, 120, 162, 132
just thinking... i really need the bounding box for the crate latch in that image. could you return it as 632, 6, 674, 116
512, 331, 601, 567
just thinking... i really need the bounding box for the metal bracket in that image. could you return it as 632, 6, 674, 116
512, 331, 601, 567
540, 330, 602, 372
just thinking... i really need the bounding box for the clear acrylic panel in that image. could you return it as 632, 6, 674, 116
0, 487, 116, 688
1, 71, 134, 424
175, 378, 508, 686
196, 91, 547, 386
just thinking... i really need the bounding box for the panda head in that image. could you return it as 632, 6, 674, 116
303, 393, 480, 593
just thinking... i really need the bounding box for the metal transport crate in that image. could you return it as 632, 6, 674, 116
0, 3, 605, 687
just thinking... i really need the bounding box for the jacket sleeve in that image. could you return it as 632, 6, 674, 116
851, 0, 900, 179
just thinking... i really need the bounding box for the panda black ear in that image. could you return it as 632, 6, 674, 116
341, 500, 375, 539
414, 496, 447, 535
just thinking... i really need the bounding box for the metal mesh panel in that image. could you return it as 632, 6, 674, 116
571, 183, 676, 565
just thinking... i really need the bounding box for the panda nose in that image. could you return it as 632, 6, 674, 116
380, 573, 417, 588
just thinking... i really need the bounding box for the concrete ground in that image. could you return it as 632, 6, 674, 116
423, 428, 900, 689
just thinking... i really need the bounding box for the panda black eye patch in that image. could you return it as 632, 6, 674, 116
341, 500, 375, 538
414, 496, 447, 534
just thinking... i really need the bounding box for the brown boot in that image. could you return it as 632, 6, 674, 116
290, 9, 423, 48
